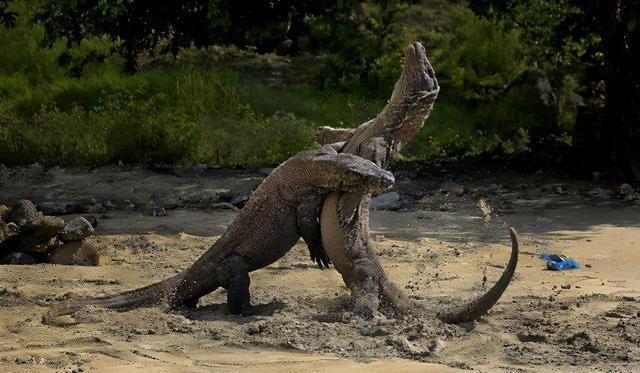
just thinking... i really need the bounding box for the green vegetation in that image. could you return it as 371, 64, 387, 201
0, 0, 610, 167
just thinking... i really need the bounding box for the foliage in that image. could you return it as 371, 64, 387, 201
0, 0, 609, 167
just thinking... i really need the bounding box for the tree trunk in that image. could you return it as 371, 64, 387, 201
598, 0, 640, 181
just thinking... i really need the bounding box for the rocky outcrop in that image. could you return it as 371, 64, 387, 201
0, 200, 100, 266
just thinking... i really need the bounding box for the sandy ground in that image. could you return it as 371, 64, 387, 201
1, 164, 639, 372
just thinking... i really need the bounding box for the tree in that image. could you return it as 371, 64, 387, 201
38, 0, 230, 71
0, 0, 18, 27
471, 0, 640, 181
592, 0, 640, 181
37, 0, 334, 72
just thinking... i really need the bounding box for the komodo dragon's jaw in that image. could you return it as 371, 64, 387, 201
390, 42, 439, 106
386, 42, 440, 143
438, 228, 519, 323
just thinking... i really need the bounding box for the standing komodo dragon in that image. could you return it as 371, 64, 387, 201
314, 42, 519, 323
44, 144, 395, 322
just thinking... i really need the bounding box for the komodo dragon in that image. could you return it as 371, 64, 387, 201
314, 42, 519, 323
44, 144, 395, 322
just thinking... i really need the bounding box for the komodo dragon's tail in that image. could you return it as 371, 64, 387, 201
376, 228, 519, 323
438, 227, 519, 323
43, 232, 234, 325
43, 273, 186, 325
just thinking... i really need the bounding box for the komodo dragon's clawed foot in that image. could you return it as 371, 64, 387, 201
351, 294, 379, 319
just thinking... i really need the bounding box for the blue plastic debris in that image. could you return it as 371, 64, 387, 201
539, 253, 581, 271
539, 253, 566, 262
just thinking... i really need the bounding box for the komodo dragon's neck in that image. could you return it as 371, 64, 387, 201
342, 42, 439, 160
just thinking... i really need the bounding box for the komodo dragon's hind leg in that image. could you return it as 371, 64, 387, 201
219, 255, 251, 315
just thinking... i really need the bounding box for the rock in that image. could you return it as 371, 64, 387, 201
48, 240, 100, 266
230, 194, 250, 209
29, 162, 45, 175
0, 204, 9, 221
1, 252, 38, 265
5, 222, 18, 235
620, 183, 636, 200
192, 163, 208, 172
371, 192, 401, 210
144, 207, 167, 217
59, 217, 95, 242
0, 220, 8, 242
87, 203, 104, 214
38, 201, 89, 216
83, 215, 99, 228
399, 194, 417, 209
6, 200, 39, 227
561, 283, 571, 290
620, 183, 634, 195
63, 202, 87, 214
441, 181, 464, 196
37, 202, 67, 216
17, 215, 65, 252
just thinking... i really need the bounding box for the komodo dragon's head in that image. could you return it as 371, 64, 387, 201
284, 146, 396, 194
385, 42, 440, 145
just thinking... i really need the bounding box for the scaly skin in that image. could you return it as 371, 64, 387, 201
44, 145, 394, 323
316, 42, 519, 322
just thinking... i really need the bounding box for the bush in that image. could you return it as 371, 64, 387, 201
197, 110, 313, 166
101, 92, 201, 164
0, 0, 592, 167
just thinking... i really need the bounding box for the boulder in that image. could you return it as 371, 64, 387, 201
371, 192, 401, 210
0, 219, 8, 242
6, 199, 39, 227
48, 240, 100, 266
5, 222, 18, 236
59, 217, 94, 242
37, 202, 67, 216
0, 204, 9, 221
83, 215, 99, 228
620, 183, 637, 201
17, 215, 65, 252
